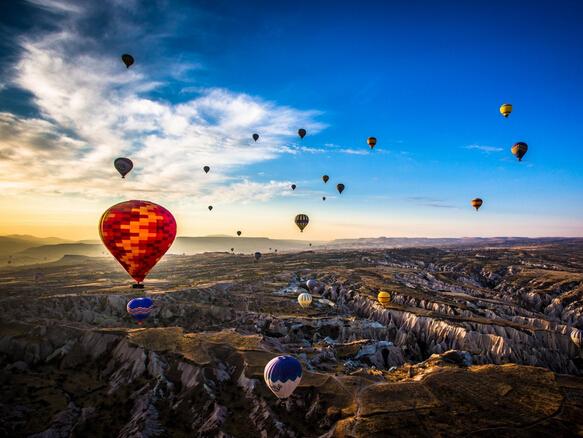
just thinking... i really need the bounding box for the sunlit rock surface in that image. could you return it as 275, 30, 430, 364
1, 244, 583, 436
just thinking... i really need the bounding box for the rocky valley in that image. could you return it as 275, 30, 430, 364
1, 243, 583, 437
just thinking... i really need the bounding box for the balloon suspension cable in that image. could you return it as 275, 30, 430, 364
132, 282, 144, 289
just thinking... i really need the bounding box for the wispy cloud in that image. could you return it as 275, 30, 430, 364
0, 1, 327, 204
464, 144, 503, 153
405, 196, 457, 209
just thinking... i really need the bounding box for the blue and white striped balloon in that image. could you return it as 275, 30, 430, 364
126, 297, 154, 323
264, 355, 302, 399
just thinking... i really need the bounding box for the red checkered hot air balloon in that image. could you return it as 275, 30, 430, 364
99, 200, 177, 287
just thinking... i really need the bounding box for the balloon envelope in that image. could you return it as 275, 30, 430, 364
203, 166, 210, 173
378, 291, 391, 305
237, 231, 242, 236
114, 157, 133, 178
99, 200, 177, 283
571, 328, 582, 348
127, 297, 153, 322
298, 292, 312, 308
336, 183, 345, 194
295, 214, 309, 232
471, 198, 483, 211
264, 355, 302, 399
208, 206, 213, 211
322, 175, 329, 183
511, 142, 528, 161
254, 251, 261, 261
306, 279, 319, 292
252, 133, 259, 142
367, 137, 377, 149
291, 184, 296, 191
121, 54, 134, 68
500, 103, 512, 117
298, 128, 306, 139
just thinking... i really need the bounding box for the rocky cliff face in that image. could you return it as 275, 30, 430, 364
1, 244, 582, 436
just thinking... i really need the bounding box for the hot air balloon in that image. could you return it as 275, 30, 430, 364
254, 251, 262, 261
264, 355, 302, 399
291, 184, 296, 191
571, 328, 582, 349
237, 231, 242, 236
511, 142, 528, 161
306, 279, 319, 293
274, 249, 278, 253
298, 292, 312, 308
294, 214, 309, 232
298, 128, 306, 139
252, 133, 259, 142
99, 200, 177, 287
322, 196, 326, 201
121, 54, 134, 68
208, 205, 213, 211
336, 183, 345, 194
322, 175, 329, 184
203, 166, 210, 174
471, 198, 483, 211
231, 247, 234, 252
114, 157, 133, 178
309, 243, 312, 247
367, 137, 377, 150
500, 103, 512, 118
127, 297, 153, 323
378, 291, 391, 305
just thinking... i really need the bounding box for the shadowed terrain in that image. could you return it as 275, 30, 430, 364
1, 243, 583, 437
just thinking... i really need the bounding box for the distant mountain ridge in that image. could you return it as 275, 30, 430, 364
1, 234, 581, 267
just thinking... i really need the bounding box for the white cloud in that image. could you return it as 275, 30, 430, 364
0, 1, 327, 204
464, 144, 503, 153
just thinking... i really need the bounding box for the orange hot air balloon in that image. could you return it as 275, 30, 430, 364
99, 200, 177, 286
367, 137, 377, 150
471, 198, 483, 211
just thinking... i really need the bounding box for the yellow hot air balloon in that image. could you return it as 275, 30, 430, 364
367, 137, 377, 150
471, 198, 483, 211
377, 291, 391, 305
500, 103, 512, 118
298, 292, 313, 308
294, 214, 309, 232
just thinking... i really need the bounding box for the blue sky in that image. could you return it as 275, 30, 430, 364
0, 0, 582, 239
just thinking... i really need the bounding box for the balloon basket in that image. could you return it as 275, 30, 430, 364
132, 283, 144, 289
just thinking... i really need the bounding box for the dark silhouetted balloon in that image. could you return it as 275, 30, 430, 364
471, 198, 483, 211
231, 247, 234, 252
336, 183, 345, 194
127, 297, 153, 323
511, 142, 528, 161
100, 200, 177, 285
254, 251, 262, 261
322, 175, 329, 183
322, 196, 326, 201
208, 205, 213, 211
121, 54, 134, 68
253, 133, 259, 142
295, 214, 309, 232
291, 184, 296, 191
203, 166, 210, 173
298, 128, 306, 139
237, 231, 242, 236
367, 137, 377, 150
114, 157, 133, 178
